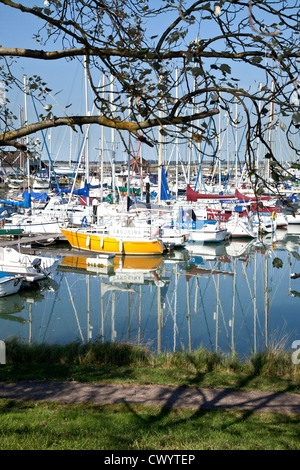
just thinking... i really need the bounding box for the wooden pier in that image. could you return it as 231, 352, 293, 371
0, 233, 65, 248
0, 232, 112, 260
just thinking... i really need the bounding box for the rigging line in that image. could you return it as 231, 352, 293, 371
235, 279, 256, 345
134, 284, 156, 332
165, 297, 180, 337
40, 274, 64, 344
194, 116, 213, 191
246, 256, 265, 336
163, 291, 180, 337
242, 259, 255, 302
162, 275, 186, 349
52, 126, 68, 163
210, 268, 230, 340
240, 258, 265, 337
129, 289, 146, 342
268, 250, 290, 305
195, 277, 214, 350
163, 278, 178, 322
30, 93, 64, 203
117, 289, 132, 343
101, 286, 113, 326
114, 81, 147, 193
65, 276, 85, 343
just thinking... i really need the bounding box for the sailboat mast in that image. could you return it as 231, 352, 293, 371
84, 57, 89, 183
84, 56, 90, 205
100, 73, 105, 203
23, 74, 31, 192
110, 74, 116, 204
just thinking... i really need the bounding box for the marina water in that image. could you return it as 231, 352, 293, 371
0, 227, 299, 359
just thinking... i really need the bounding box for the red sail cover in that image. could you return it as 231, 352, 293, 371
186, 185, 271, 202
234, 188, 270, 201
186, 184, 235, 201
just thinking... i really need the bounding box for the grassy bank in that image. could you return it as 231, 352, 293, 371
0, 339, 299, 450
1, 338, 299, 394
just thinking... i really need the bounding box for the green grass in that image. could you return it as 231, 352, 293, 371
0, 339, 299, 450
0, 400, 299, 450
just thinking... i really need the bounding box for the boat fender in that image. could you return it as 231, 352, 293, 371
81, 216, 88, 227
119, 240, 123, 253
14, 278, 21, 286
100, 237, 104, 248
271, 211, 277, 220
86, 235, 91, 248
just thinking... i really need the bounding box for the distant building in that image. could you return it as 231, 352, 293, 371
0, 150, 44, 174
130, 156, 152, 174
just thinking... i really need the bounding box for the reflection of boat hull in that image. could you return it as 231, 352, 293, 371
185, 242, 227, 258
114, 255, 163, 271
287, 224, 300, 235
59, 254, 163, 273
59, 255, 115, 276
225, 239, 256, 258
61, 228, 164, 256
59, 256, 88, 271
113, 255, 164, 285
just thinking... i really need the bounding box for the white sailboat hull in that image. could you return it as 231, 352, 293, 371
0, 274, 23, 297
188, 225, 230, 243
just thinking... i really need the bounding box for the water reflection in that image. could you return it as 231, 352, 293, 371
0, 228, 299, 357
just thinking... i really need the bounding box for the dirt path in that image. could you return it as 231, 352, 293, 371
0, 380, 300, 415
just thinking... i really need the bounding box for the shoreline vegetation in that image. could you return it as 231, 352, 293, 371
0, 339, 299, 450
1, 339, 299, 394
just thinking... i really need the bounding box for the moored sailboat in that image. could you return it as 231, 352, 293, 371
61, 222, 165, 256
0, 247, 60, 282
0, 272, 23, 297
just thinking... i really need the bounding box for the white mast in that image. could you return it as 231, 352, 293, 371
110, 74, 116, 204
175, 68, 179, 199
84, 56, 90, 205
100, 72, 105, 203
23, 74, 31, 192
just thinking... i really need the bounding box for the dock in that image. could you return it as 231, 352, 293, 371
0, 233, 115, 260
0, 233, 66, 248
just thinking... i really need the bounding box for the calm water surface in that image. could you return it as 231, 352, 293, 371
0, 227, 299, 358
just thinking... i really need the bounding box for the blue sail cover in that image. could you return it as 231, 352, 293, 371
29, 192, 48, 202
22, 190, 48, 203
0, 191, 31, 208
54, 184, 90, 196
53, 183, 101, 197
160, 166, 171, 200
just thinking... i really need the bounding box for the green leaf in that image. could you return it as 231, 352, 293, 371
191, 67, 204, 77
251, 56, 263, 65
220, 64, 231, 75
272, 257, 283, 269
271, 170, 280, 182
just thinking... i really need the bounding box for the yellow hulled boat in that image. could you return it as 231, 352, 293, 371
61, 225, 165, 256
